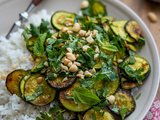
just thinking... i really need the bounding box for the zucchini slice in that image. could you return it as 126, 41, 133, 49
6, 69, 28, 97
47, 76, 76, 90
121, 77, 139, 90
51, 11, 75, 31
19, 73, 31, 98
108, 89, 136, 117
24, 74, 56, 106
110, 20, 135, 43
125, 55, 151, 80
83, 109, 115, 120
92, 1, 107, 16
27, 37, 37, 52
101, 16, 115, 24
125, 21, 142, 41
59, 81, 91, 112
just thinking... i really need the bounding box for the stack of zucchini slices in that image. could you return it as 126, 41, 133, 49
6, 0, 151, 119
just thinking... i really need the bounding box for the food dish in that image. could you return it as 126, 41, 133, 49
0, 0, 159, 120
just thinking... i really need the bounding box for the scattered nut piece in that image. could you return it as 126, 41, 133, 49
44, 61, 49, 67
67, 62, 73, 67
58, 43, 65, 47
11, 64, 17, 69
51, 35, 57, 39
57, 18, 62, 24
61, 57, 66, 63
78, 70, 84, 75
54, 73, 57, 78
81, 0, 89, 9
22, 56, 27, 60
86, 36, 94, 44
83, 45, 90, 52
75, 54, 79, 59
74, 62, 81, 66
37, 77, 44, 84
95, 46, 99, 53
69, 64, 78, 72
1, 71, 6, 80
61, 64, 68, 71
82, 37, 85, 40
84, 71, 92, 77
117, 59, 123, 63
67, 48, 72, 53
29, 55, 34, 62
72, 23, 80, 32
61, 27, 68, 32
106, 95, 115, 105
66, 53, 76, 61
86, 30, 92, 36
77, 74, 84, 79
64, 21, 71, 26
79, 30, 86, 37
92, 30, 98, 37
63, 57, 71, 65
62, 77, 68, 82
148, 12, 158, 23
65, 18, 74, 23
68, 30, 73, 34
94, 54, 99, 60
91, 68, 96, 74
78, 42, 83, 47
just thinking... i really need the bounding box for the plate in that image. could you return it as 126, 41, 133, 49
0, 0, 160, 119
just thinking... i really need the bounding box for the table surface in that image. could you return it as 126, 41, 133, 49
120, 0, 160, 99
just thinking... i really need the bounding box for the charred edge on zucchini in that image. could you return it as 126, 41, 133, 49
108, 89, 136, 117
121, 77, 139, 90
125, 20, 142, 41
6, 69, 28, 97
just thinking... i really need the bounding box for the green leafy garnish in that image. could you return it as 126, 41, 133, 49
32, 59, 45, 72
26, 86, 43, 101
138, 36, 145, 51
129, 50, 136, 64
46, 73, 56, 81
66, 96, 78, 105
136, 93, 141, 100
112, 105, 119, 113
72, 86, 101, 105
120, 107, 128, 119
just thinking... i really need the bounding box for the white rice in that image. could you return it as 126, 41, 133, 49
0, 9, 74, 120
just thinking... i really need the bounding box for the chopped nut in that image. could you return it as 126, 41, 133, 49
148, 12, 158, 23
91, 68, 96, 74
44, 61, 49, 67
54, 73, 57, 78
68, 30, 73, 34
92, 30, 98, 37
74, 62, 81, 66
65, 18, 74, 22
58, 43, 65, 47
106, 95, 115, 104
75, 54, 79, 59
67, 62, 73, 67
1, 71, 6, 80
29, 55, 34, 62
86, 30, 92, 36
61, 64, 68, 71
78, 70, 84, 75
77, 74, 84, 79
22, 56, 27, 60
86, 36, 94, 44
61, 57, 66, 63
63, 57, 71, 65
61, 27, 68, 32
72, 23, 80, 32
79, 30, 86, 37
84, 71, 92, 77
11, 64, 17, 69
67, 48, 72, 53
81, 0, 89, 9
37, 77, 44, 84
66, 53, 76, 61
64, 21, 71, 26
51, 35, 57, 39
117, 59, 123, 63
83, 45, 90, 52
69, 64, 78, 72
82, 37, 85, 40
57, 18, 62, 24
78, 42, 83, 47
94, 54, 99, 60
62, 77, 68, 82
95, 46, 99, 53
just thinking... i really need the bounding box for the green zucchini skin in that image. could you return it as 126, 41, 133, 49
24, 73, 56, 106
83, 108, 115, 120
121, 77, 139, 90
6, 69, 28, 97
59, 81, 91, 112
110, 20, 135, 43
47, 76, 77, 91
51, 11, 75, 31
92, 1, 107, 16
108, 89, 136, 117
125, 20, 142, 41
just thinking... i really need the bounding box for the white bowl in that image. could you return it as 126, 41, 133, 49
0, 0, 160, 119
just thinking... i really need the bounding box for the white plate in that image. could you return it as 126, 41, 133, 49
0, 0, 160, 119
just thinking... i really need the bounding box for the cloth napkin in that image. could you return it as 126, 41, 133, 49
144, 97, 160, 120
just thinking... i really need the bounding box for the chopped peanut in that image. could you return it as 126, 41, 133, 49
74, 62, 81, 66
94, 54, 99, 60
72, 23, 80, 32
22, 56, 27, 60
67, 62, 73, 67
84, 71, 92, 77
69, 64, 78, 72
86, 36, 94, 44
61, 64, 68, 71
66, 53, 76, 61
61, 27, 68, 32
29, 55, 34, 62
63, 57, 71, 65
77, 74, 84, 79
81, 0, 89, 9
106, 95, 115, 104
37, 77, 44, 84
67, 48, 72, 53
79, 30, 86, 37
83, 45, 90, 52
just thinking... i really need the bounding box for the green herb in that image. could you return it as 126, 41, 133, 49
129, 50, 136, 64
32, 59, 45, 72
91, 113, 97, 120
120, 107, 128, 120
138, 36, 145, 51
81, 21, 94, 31
26, 86, 43, 101
93, 106, 104, 116
33, 33, 47, 57
66, 96, 78, 105
99, 99, 110, 106
72, 86, 101, 105
136, 93, 141, 100
96, 33, 118, 52
112, 105, 119, 113
99, 51, 108, 60
79, 78, 95, 88
46, 73, 56, 81
30, 24, 40, 37
39, 19, 50, 34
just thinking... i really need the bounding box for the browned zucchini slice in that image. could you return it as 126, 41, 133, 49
108, 89, 136, 117
47, 76, 76, 90
121, 77, 139, 90
83, 109, 115, 120
125, 21, 142, 41
59, 81, 91, 112
24, 74, 56, 106
110, 20, 135, 43
6, 69, 28, 97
